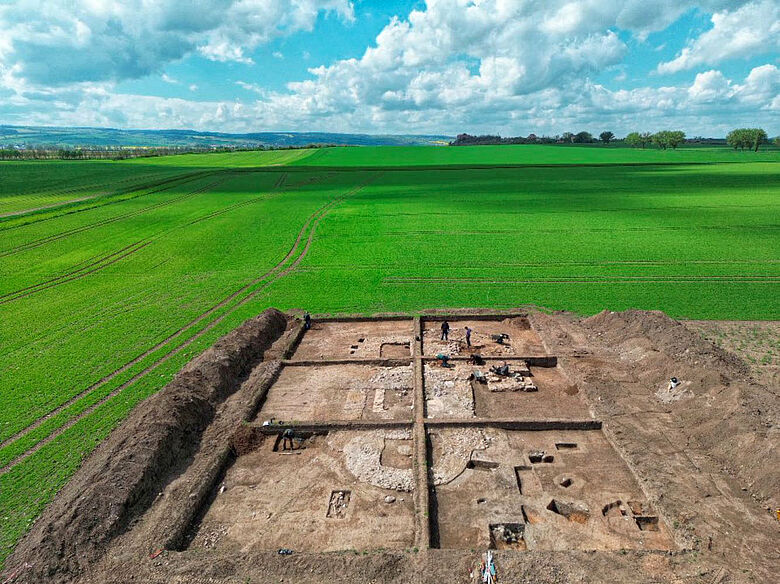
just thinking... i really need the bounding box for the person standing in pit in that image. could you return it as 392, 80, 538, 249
441, 320, 450, 341
304, 312, 312, 330
465, 326, 472, 347
282, 428, 295, 450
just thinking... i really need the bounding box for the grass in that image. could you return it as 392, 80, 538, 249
290, 144, 780, 167
0, 144, 778, 568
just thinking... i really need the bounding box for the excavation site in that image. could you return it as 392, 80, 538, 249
2, 309, 777, 584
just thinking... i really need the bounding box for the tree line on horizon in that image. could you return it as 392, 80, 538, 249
0, 142, 344, 161
451, 128, 777, 150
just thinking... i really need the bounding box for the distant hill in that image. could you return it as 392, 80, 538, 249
0, 125, 451, 149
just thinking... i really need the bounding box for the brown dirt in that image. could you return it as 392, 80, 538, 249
1, 308, 291, 584
3, 308, 777, 584
189, 429, 416, 553
685, 320, 780, 387
423, 317, 546, 357
530, 309, 779, 583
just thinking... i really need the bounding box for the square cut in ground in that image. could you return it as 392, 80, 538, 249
423, 317, 547, 357
189, 429, 415, 552
429, 427, 674, 551
424, 360, 588, 420
291, 319, 414, 360
257, 362, 413, 422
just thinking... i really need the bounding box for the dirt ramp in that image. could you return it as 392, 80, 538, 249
3, 308, 289, 584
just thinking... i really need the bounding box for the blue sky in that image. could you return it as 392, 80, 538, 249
0, 1, 777, 136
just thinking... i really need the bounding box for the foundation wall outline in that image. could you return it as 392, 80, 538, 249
175, 312, 675, 555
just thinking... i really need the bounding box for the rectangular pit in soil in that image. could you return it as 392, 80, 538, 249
291, 319, 414, 361
428, 427, 674, 551
422, 317, 547, 358
257, 362, 414, 422
189, 429, 415, 553
423, 360, 589, 420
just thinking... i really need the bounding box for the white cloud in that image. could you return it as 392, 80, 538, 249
658, 1, 780, 73
0, 0, 354, 83
5, 64, 776, 138
236, 80, 265, 95
734, 64, 780, 108
0, 0, 777, 136
161, 73, 179, 84
688, 70, 733, 102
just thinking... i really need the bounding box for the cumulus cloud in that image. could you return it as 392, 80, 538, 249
0, 0, 777, 136
0, 0, 354, 84
228, 0, 774, 133
688, 70, 733, 102
658, 1, 780, 73
4, 64, 775, 137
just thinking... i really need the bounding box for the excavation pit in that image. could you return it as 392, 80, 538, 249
291, 319, 414, 360
13, 309, 777, 584
635, 516, 660, 531
423, 360, 588, 420
489, 523, 527, 550
257, 362, 413, 422
422, 317, 546, 357
380, 438, 413, 470
189, 429, 415, 553
380, 342, 411, 358
429, 427, 674, 551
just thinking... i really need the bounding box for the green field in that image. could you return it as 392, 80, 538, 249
0, 144, 778, 567
291, 143, 780, 166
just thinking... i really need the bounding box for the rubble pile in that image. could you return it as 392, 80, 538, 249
343, 431, 414, 492
430, 429, 491, 485
425, 368, 475, 418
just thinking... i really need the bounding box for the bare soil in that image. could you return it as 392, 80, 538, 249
430, 427, 674, 551
190, 430, 416, 553
423, 317, 546, 357
2, 309, 777, 584
292, 319, 414, 360
685, 320, 780, 387
257, 362, 413, 422
424, 360, 587, 420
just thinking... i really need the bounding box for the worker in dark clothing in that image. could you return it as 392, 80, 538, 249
441, 320, 450, 341
282, 428, 295, 451
491, 362, 510, 376
304, 312, 312, 330
465, 326, 472, 347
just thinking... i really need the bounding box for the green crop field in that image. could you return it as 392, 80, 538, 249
292, 143, 780, 167
0, 144, 778, 567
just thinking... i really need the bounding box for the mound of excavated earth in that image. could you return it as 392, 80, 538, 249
1, 308, 776, 584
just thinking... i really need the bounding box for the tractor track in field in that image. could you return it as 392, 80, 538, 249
368, 225, 780, 236
0, 194, 110, 218
0, 172, 214, 232
383, 275, 780, 284
1, 170, 191, 214
0, 170, 188, 218
0, 240, 154, 304
0, 173, 294, 304
0, 173, 375, 473
0, 175, 226, 258
296, 259, 780, 270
